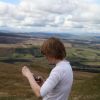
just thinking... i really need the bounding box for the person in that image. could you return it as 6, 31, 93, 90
22, 37, 73, 100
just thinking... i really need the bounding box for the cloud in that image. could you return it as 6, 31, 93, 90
0, 0, 100, 33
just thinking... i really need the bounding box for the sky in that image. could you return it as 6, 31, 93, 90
0, 0, 100, 34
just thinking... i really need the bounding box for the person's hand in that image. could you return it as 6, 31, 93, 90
34, 75, 44, 86
22, 66, 33, 79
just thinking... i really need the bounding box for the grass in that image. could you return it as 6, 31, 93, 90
69, 71, 100, 100
0, 62, 100, 100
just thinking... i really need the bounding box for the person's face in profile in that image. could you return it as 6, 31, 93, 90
46, 56, 55, 65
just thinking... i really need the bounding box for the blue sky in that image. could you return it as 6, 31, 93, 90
0, 0, 100, 34
0, 0, 20, 4
95, 0, 100, 3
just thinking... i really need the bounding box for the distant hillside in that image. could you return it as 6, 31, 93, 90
0, 32, 30, 44
0, 31, 100, 44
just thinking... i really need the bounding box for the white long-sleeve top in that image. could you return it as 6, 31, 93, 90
40, 59, 73, 100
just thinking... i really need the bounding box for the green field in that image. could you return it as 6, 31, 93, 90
66, 47, 100, 68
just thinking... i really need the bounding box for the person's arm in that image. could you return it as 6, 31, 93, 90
22, 66, 42, 98
40, 69, 61, 97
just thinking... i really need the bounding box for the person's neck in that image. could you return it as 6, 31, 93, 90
54, 59, 62, 65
